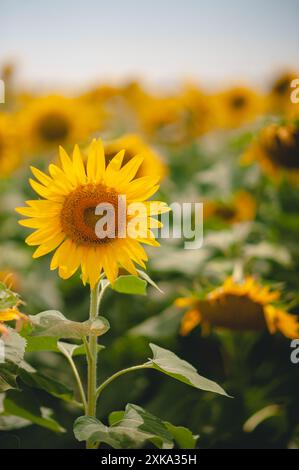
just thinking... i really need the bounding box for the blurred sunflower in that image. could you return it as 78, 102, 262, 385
0, 280, 27, 336
137, 95, 185, 143
0, 270, 21, 292
204, 191, 256, 224
216, 86, 264, 129
242, 122, 299, 183
0, 307, 27, 336
268, 71, 298, 113
16, 139, 169, 287
176, 277, 299, 339
19, 95, 101, 152
180, 84, 216, 138
0, 113, 21, 177
104, 134, 167, 180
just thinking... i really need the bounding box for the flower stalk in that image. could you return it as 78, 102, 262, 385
86, 280, 100, 449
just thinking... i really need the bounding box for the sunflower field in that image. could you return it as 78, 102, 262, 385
1, 56, 299, 451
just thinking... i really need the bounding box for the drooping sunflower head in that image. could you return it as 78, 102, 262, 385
242, 122, 299, 183
16, 139, 169, 287
19, 95, 101, 152
204, 191, 256, 225
104, 134, 167, 180
0, 113, 22, 177
176, 277, 299, 339
216, 86, 264, 129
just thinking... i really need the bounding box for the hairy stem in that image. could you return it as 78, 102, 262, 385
86, 280, 100, 449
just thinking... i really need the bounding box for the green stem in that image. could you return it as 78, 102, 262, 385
65, 354, 87, 411
95, 362, 152, 399
86, 280, 100, 449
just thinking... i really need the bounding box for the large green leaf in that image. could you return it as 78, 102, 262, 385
74, 404, 198, 449
149, 344, 229, 397
112, 275, 147, 295
29, 310, 110, 339
19, 368, 74, 403
3, 390, 65, 433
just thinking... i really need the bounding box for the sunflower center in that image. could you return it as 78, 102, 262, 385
214, 206, 236, 221
37, 113, 70, 143
264, 128, 299, 169
60, 184, 123, 246
200, 294, 267, 331
272, 77, 291, 96
230, 95, 247, 109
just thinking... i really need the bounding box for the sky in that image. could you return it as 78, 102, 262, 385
1, 0, 299, 91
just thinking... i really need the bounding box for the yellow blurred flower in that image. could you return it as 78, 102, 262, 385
242, 122, 299, 183
176, 277, 299, 339
268, 71, 298, 113
180, 84, 216, 138
19, 95, 101, 152
104, 134, 167, 180
0, 112, 22, 177
16, 139, 169, 287
215, 86, 264, 129
137, 95, 185, 143
0, 307, 27, 336
0, 271, 21, 292
204, 191, 256, 224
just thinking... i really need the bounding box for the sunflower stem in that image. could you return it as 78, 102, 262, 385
86, 279, 100, 449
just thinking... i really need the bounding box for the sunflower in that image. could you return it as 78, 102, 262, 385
104, 134, 167, 180
204, 191, 256, 225
0, 307, 27, 336
16, 139, 169, 287
0, 113, 21, 177
176, 277, 299, 339
268, 71, 298, 113
180, 84, 216, 138
242, 122, 299, 183
19, 95, 101, 152
137, 95, 185, 143
215, 86, 264, 129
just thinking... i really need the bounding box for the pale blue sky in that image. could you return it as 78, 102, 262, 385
1, 0, 299, 90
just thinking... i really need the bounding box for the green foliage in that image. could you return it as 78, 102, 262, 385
74, 404, 198, 449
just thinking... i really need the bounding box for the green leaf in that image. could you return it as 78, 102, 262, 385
164, 422, 198, 449
3, 390, 65, 432
112, 275, 147, 296
29, 311, 110, 339
74, 404, 197, 449
0, 364, 19, 392
19, 369, 74, 403
2, 328, 26, 365
149, 344, 229, 397
25, 336, 104, 356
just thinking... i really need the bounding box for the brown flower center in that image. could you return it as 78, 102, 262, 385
199, 294, 267, 331
264, 127, 299, 169
37, 113, 70, 143
230, 95, 247, 109
60, 184, 124, 246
